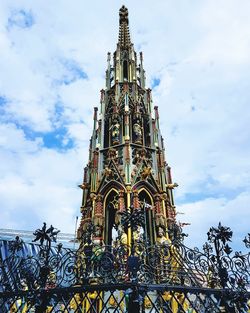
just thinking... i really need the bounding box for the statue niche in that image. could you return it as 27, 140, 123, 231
133, 119, 143, 144
104, 190, 121, 245
110, 119, 120, 145
137, 190, 155, 246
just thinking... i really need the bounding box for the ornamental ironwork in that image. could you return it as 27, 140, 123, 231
0, 223, 249, 312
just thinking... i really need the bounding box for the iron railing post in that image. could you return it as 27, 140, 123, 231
128, 286, 140, 313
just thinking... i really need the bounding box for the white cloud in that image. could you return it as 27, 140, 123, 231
0, 123, 85, 232
0, 173, 80, 232
179, 191, 250, 251
0, 123, 42, 153
195, 0, 250, 65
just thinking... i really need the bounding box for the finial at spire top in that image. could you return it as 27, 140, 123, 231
118, 5, 131, 48
119, 5, 129, 25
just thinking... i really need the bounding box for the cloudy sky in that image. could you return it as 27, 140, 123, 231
0, 0, 249, 251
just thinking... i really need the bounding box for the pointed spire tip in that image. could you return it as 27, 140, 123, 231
118, 5, 131, 47
119, 5, 129, 25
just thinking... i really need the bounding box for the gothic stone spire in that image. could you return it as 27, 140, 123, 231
78, 7, 178, 248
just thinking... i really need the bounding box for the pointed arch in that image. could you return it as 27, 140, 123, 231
103, 188, 119, 245
137, 187, 153, 205
136, 187, 156, 245
123, 60, 128, 80
99, 180, 126, 195
103, 187, 119, 209
133, 180, 158, 195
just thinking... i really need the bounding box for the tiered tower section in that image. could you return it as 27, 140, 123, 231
78, 6, 178, 248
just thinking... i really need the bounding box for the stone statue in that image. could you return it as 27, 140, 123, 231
110, 120, 120, 144
117, 225, 127, 245
156, 226, 170, 245
93, 224, 103, 245
133, 120, 142, 144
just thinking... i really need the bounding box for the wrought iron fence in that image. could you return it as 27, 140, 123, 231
0, 223, 249, 312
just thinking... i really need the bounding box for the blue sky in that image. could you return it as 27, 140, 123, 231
0, 0, 249, 251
